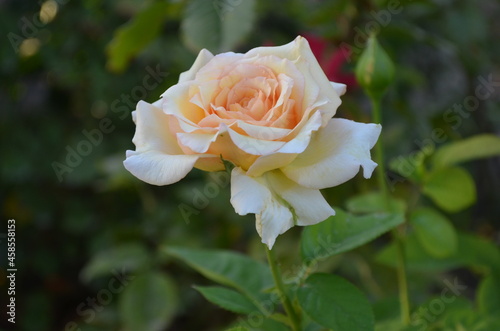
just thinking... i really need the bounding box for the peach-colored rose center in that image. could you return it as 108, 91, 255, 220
164, 54, 311, 171
185, 62, 300, 131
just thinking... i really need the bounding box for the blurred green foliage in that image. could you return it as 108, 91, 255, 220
1, 0, 500, 330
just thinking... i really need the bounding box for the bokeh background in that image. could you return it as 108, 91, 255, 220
1, 0, 500, 330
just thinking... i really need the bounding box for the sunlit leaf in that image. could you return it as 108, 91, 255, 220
376, 233, 461, 272
377, 233, 500, 274
422, 166, 476, 212
410, 207, 458, 258
478, 275, 500, 315
442, 309, 500, 331
106, 2, 170, 73
433, 134, 500, 169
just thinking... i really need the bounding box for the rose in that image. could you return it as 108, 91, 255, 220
124, 36, 381, 248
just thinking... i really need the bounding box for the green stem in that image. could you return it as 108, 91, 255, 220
265, 246, 301, 331
370, 96, 410, 325
394, 227, 411, 325
370, 98, 389, 207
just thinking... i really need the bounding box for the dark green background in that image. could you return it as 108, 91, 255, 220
1, 0, 499, 330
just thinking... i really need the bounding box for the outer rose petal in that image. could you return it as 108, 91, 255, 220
230, 168, 335, 248
124, 150, 199, 186
282, 118, 381, 189
330, 82, 347, 96
129, 100, 184, 154
124, 100, 205, 185
178, 49, 214, 83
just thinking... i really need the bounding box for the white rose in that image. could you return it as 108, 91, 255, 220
124, 36, 381, 248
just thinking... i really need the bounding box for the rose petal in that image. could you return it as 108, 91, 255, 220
193, 156, 225, 172
230, 168, 335, 248
124, 100, 203, 185
124, 150, 199, 185
131, 100, 183, 154
266, 170, 335, 227
236, 120, 291, 140
230, 168, 292, 248
195, 52, 244, 82
276, 110, 322, 154
246, 36, 342, 119
176, 132, 219, 153
179, 49, 214, 83
162, 82, 206, 125
239, 55, 304, 109
331, 82, 347, 96
226, 125, 286, 155
206, 131, 259, 170
246, 152, 298, 177
190, 80, 220, 110
282, 118, 381, 189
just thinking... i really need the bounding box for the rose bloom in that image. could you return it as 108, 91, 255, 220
124, 36, 381, 248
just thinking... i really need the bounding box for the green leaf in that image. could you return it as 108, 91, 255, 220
301, 208, 404, 263
412, 296, 473, 330
376, 232, 500, 274
230, 318, 290, 331
81, 243, 150, 282
441, 309, 498, 331
106, 2, 170, 73
458, 234, 500, 275
376, 233, 462, 272
410, 207, 458, 258
224, 327, 250, 331
163, 247, 272, 302
478, 275, 500, 315
194, 286, 257, 314
433, 134, 500, 169
181, 0, 256, 53
372, 296, 400, 322
389, 153, 426, 183
346, 192, 406, 214
375, 319, 419, 331
422, 166, 476, 212
297, 273, 374, 331
119, 272, 178, 331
